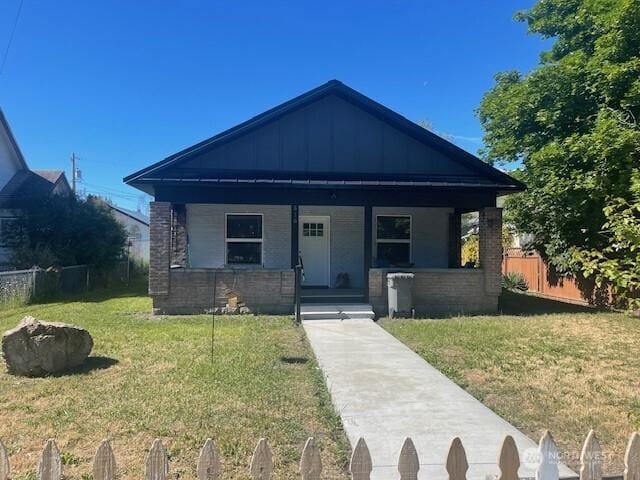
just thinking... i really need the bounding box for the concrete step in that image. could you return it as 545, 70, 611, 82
300, 303, 375, 321
300, 289, 365, 304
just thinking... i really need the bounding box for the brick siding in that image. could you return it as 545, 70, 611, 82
369, 268, 497, 316
149, 202, 170, 296
152, 268, 295, 315
478, 207, 503, 295
171, 203, 188, 267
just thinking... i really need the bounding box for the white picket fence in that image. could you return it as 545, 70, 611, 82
0, 430, 638, 480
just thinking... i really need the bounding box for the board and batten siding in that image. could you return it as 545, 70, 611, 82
372, 207, 452, 268
186, 204, 291, 268
300, 206, 364, 288
179, 94, 478, 179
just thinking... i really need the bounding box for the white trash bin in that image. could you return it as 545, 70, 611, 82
387, 272, 414, 318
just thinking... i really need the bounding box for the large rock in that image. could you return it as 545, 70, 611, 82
2, 316, 93, 376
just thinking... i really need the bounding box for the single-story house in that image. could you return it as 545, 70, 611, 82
125, 80, 524, 316
105, 202, 150, 262
0, 109, 72, 268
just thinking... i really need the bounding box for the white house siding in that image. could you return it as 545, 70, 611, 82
300, 206, 365, 288
0, 127, 21, 190
186, 204, 291, 269
110, 210, 150, 262
372, 206, 452, 268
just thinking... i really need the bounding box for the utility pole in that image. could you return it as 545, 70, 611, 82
70, 153, 77, 193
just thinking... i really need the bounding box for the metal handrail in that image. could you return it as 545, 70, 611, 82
294, 255, 304, 324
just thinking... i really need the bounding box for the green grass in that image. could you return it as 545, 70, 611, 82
381, 291, 640, 475
0, 286, 349, 479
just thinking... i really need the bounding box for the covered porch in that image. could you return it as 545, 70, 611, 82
148, 183, 503, 317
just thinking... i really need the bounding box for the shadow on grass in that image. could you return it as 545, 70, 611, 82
280, 356, 308, 365
499, 290, 599, 316
51, 356, 119, 376
30, 279, 148, 306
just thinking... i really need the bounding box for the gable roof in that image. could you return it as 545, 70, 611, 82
124, 80, 524, 192
0, 170, 59, 209
107, 203, 149, 226
34, 169, 64, 183
34, 169, 72, 194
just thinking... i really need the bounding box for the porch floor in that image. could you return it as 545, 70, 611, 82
300, 288, 365, 304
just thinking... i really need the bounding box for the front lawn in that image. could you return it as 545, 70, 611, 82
381, 291, 640, 475
0, 287, 348, 479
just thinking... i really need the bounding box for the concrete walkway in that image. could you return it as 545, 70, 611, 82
303, 319, 575, 480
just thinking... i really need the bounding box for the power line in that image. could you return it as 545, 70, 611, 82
0, 0, 24, 76
79, 181, 141, 197
83, 189, 139, 201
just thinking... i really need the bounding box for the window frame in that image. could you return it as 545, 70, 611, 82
224, 213, 264, 266
375, 214, 412, 264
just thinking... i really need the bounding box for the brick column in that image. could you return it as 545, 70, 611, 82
479, 207, 503, 295
149, 202, 171, 296
171, 204, 188, 267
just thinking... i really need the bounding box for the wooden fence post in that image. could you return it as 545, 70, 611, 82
197, 438, 220, 480
0, 439, 9, 480
38, 439, 62, 480
536, 431, 559, 480
350, 438, 372, 480
145, 439, 169, 480
446, 437, 468, 480
300, 437, 322, 480
93, 439, 117, 480
498, 435, 520, 480
250, 438, 272, 480
580, 430, 603, 480
398, 437, 419, 480
624, 432, 640, 480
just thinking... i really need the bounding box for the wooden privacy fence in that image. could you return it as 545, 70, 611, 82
502, 248, 593, 306
1, 430, 639, 480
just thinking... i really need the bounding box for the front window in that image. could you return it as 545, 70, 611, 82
376, 215, 411, 266
226, 214, 263, 265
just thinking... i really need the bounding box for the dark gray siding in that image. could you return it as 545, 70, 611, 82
180, 95, 477, 177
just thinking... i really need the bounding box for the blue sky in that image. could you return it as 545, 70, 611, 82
0, 1, 547, 211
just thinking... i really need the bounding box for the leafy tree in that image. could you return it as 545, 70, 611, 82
461, 226, 514, 266
8, 195, 127, 270
477, 0, 640, 294
570, 175, 640, 309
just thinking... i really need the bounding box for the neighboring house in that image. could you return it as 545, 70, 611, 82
125, 80, 524, 315
106, 203, 150, 262
0, 109, 72, 268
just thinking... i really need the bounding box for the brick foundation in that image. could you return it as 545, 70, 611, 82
369, 268, 498, 316
152, 268, 295, 315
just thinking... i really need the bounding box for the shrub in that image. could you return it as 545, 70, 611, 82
502, 272, 528, 292
7, 195, 127, 270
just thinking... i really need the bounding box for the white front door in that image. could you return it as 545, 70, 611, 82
299, 216, 330, 286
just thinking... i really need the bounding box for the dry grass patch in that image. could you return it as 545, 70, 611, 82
0, 287, 348, 479
381, 292, 640, 475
